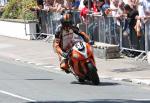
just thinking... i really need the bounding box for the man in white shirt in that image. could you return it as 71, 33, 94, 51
110, 0, 119, 17
143, 0, 150, 51
79, 0, 84, 10
141, 0, 150, 50
144, 0, 150, 16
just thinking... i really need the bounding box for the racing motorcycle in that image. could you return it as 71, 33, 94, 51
67, 40, 100, 85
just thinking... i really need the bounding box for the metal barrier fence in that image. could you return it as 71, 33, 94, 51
25, 10, 150, 60
28, 10, 81, 41
35, 10, 61, 41
84, 14, 120, 45
80, 14, 150, 60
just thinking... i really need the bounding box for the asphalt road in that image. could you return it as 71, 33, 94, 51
0, 57, 150, 103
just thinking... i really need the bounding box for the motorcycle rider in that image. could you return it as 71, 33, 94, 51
53, 10, 91, 73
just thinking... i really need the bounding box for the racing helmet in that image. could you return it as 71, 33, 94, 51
60, 11, 73, 26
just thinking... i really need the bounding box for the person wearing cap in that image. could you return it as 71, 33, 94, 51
102, 0, 111, 16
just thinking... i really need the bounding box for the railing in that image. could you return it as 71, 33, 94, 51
25, 10, 150, 61
84, 14, 150, 60
85, 14, 120, 45
25, 10, 81, 41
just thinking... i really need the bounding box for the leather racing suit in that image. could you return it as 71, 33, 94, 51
53, 24, 90, 73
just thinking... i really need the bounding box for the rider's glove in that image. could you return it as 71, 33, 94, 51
61, 52, 68, 58
89, 40, 94, 45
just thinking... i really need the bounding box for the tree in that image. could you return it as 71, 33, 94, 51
2, 0, 37, 20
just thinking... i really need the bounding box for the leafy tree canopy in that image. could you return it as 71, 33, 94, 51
2, 0, 37, 20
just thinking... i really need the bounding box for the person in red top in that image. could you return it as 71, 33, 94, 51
92, 0, 99, 12
81, 0, 104, 40
80, 0, 93, 23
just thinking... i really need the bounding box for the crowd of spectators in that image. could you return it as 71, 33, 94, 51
33, 0, 81, 12
32, 0, 150, 27
31, 0, 150, 53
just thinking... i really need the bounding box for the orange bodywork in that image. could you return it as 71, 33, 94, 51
69, 43, 96, 78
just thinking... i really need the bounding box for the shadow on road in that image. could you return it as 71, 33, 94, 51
27, 99, 150, 103
71, 81, 120, 86
99, 82, 120, 86
25, 79, 53, 81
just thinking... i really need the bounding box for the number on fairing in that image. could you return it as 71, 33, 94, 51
75, 42, 84, 50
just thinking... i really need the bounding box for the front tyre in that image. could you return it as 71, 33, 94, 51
87, 63, 100, 85
78, 77, 85, 83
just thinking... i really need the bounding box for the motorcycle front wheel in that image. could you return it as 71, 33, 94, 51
87, 63, 100, 85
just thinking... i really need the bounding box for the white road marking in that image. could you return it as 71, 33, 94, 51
0, 90, 36, 102
44, 65, 56, 68
0, 44, 14, 49
132, 99, 150, 101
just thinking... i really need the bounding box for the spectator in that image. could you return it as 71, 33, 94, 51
71, 0, 81, 25
123, 4, 140, 49
54, 0, 65, 12
80, 0, 95, 40
109, 0, 123, 44
72, 0, 80, 10
79, 0, 85, 10
43, 0, 64, 12
138, 0, 145, 18
80, 0, 92, 23
36, 0, 44, 10
114, 0, 125, 44
110, 0, 119, 29
50, 0, 65, 35
102, 0, 111, 16
128, 0, 138, 10
64, 0, 81, 10
123, 0, 128, 4
131, 0, 150, 51
92, 0, 98, 12
116, 0, 125, 26
110, 0, 119, 17
133, 0, 145, 50
116, 0, 125, 16
43, 0, 50, 11
96, 0, 105, 15
64, 0, 73, 9
143, 0, 150, 17
141, 0, 150, 51
87, 0, 105, 41
43, 0, 55, 11
30, 0, 44, 39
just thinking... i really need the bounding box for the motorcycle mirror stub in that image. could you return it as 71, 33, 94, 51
89, 40, 94, 45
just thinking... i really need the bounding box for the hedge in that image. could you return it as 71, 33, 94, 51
2, 0, 37, 20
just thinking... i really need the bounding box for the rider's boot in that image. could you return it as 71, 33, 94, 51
60, 59, 70, 74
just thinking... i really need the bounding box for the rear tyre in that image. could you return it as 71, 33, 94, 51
87, 63, 100, 85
